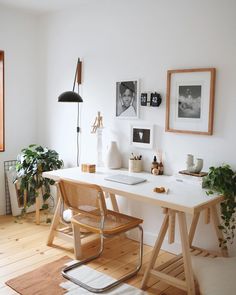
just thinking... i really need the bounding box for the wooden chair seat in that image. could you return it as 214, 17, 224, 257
72, 209, 142, 235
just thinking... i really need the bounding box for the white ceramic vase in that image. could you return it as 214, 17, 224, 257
186, 154, 203, 173
194, 158, 203, 173
186, 154, 194, 171
105, 141, 122, 169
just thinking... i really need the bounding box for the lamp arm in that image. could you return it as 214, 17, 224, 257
77, 103, 80, 166
72, 57, 81, 92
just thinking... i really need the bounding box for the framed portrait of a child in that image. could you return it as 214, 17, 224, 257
116, 80, 139, 119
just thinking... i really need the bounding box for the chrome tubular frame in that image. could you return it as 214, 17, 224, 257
61, 225, 143, 293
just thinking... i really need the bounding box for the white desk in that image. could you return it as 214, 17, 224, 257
43, 167, 227, 295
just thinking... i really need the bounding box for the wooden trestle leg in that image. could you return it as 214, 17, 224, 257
141, 209, 196, 295
47, 197, 62, 246
141, 213, 169, 289
178, 211, 196, 295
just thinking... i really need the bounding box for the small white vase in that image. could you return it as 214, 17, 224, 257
105, 141, 122, 169
186, 154, 194, 171
194, 158, 203, 173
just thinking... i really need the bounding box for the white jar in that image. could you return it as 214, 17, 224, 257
105, 141, 122, 169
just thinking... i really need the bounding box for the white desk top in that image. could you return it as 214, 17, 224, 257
43, 167, 222, 214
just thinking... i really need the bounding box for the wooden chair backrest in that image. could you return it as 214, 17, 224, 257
58, 179, 107, 217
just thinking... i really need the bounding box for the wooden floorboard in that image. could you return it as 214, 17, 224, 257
0, 215, 187, 294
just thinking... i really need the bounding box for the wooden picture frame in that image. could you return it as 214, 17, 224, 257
0, 50, 4, 151
165, 68, 215, 135
131, 124, 153, 149
116, 80, 139, 119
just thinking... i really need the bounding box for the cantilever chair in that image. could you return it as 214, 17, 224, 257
58, 179, 143, 293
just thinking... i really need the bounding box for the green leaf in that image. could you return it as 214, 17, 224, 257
203, 164, 236, 247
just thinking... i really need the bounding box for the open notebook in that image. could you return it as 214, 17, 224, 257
104, 174, 146, 185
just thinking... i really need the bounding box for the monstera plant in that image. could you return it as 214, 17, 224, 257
15, 144, 63, 214
202, 164, 236, 248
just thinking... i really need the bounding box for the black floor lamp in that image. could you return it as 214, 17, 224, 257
58, 58, 83, 166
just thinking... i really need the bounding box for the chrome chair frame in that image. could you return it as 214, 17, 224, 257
62, 225, 143, 293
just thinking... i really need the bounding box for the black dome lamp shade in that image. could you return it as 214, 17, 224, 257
58, 90, 83, 103
58, 58, 83, 102
58, 58, 83, 166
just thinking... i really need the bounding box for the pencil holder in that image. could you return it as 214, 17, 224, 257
129, 159, 142, 173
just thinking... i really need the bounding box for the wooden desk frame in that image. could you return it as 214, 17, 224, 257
43, 169, 227, 295
141, 205, 228, 295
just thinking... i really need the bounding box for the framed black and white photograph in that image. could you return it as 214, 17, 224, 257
131, 125, 153, 149
166, 68, 215, 135
116, 80, 139, 119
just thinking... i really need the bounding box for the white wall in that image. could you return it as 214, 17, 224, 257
0, 6, 39, 214
37, 0, 236, 254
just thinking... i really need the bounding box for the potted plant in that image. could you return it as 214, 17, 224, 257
15, 144, 63, 216
202, 164, 236, 247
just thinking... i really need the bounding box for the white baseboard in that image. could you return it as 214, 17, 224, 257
128, 229, 182, 255
0, 206, 5, 215
143, 231, 182, 255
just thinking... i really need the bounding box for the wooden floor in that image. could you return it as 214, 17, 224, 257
0, 215, 187, 295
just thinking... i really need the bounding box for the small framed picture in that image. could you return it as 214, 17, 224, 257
131, 125, 153, 149
116, 80, 139, 119
140, 93, 148, 106
165, 68, 215, 135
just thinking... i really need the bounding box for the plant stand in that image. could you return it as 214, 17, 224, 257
35, 196, 40, 225
23, 188, 41, 225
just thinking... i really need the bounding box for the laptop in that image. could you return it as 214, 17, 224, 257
104, 174, 147, 185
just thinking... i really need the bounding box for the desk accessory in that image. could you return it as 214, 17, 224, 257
129, 153, 142, 172
140, 92, 162, 107
150, 92, 162, 106
151, 155, 158, 173
186, 154, 203, 173
129, 159, 142, 173
81, 164, 96, 173
179, 170, 207, 177
105, 174, 146, 185
91, 111, 104, 167
153, 187, 169, 194
58, 58, 83, 166
105, 141, 122, 169
140, 93, 148, 106
151, 153, 164, 175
